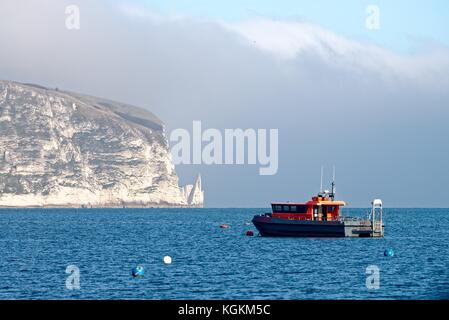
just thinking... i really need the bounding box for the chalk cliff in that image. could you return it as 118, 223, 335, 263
0, 80, 203, 207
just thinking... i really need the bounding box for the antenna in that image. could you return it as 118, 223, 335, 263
320, 165, 324, 193
330, 165, 336, 200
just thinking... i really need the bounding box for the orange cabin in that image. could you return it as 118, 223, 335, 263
271, 196, 346, 221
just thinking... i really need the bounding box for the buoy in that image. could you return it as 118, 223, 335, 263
246, 230, 254, 236
131, 265, 144, 277
220, 224, 230, 229
163, 255, 172, 265
384, 248, 394, 257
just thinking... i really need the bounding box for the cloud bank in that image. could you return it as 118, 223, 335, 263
225, 18, 449, 87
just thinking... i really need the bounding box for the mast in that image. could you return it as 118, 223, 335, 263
330, 165, 336, 201
320, 165, 323, 194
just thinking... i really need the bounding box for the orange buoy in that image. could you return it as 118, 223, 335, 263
220, 224, 230, 229
246, 230, 254, 236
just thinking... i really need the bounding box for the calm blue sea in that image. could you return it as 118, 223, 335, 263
0, 208, 448, 300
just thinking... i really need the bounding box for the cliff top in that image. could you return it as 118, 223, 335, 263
0, 80, 164, 132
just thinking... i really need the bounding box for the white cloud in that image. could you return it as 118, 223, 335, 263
223, 18, 449, 87
116, 5, 449, 89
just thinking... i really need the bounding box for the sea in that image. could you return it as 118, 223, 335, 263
0, 208, 448, 300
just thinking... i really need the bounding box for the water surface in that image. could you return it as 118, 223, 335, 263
0, 208, 448, 299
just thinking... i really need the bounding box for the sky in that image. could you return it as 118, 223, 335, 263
135, 0, 449, 52
1, 0, 449, 207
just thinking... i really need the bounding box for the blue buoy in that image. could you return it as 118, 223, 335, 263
131, 265, 145, 277
384, 248, 394, 257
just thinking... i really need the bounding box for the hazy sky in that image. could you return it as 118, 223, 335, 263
136, 0, 449, 52
1, 0, 449, 207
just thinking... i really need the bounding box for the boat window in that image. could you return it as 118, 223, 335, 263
272, 204, 309, 213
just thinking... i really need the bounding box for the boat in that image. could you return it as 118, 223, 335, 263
252, 169, 384, 238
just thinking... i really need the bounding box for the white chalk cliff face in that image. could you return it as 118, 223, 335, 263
0, 80, 203, 207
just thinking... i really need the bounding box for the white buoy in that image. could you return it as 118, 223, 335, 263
163, 255, 172, 265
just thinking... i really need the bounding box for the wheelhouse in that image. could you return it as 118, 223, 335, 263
271, 196, 346, 221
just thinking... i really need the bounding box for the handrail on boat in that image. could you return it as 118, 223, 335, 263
259, 213, 377, 225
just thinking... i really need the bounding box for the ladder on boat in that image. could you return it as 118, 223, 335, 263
370, 199, 384, 237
